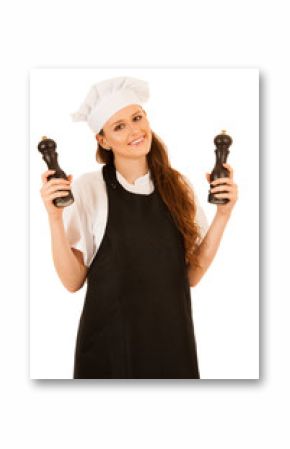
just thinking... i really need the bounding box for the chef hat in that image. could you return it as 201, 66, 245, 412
71, 76, 150, 134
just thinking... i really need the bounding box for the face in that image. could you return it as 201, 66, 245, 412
96, 104, 152, 160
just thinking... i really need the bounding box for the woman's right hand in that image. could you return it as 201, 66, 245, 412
40, 170, 73, 220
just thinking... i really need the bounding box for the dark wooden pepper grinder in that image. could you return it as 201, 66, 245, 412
208, 130, 233, 204
37, 136, 74, 208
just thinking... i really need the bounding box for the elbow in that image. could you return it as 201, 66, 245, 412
189, 280, 197, 288
189, 277, 201, 288
65, 271, 88, 293
188, 273, 200, 288
66, 285, 79, 293
65, 280, 86, 293
187, 265, 207, 287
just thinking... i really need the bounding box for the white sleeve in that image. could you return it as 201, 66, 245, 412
183, 175, 209, 243
194, 193, 209, 243
62, 176, 95, 268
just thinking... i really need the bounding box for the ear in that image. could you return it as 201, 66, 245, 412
96, 133, 109, 149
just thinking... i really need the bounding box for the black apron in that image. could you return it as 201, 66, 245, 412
73, 162, 200, 379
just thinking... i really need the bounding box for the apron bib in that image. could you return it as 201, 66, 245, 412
73, 162, 200, 379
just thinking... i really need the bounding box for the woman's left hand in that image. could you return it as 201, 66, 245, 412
206, 163, 238, 217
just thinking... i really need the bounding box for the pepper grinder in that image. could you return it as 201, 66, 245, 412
37, 136, 74, 208
208, 130, 233, 204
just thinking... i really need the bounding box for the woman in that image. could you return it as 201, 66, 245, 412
40, 76, 238, 379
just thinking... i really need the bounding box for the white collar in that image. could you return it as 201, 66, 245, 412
116, 170, 151, 187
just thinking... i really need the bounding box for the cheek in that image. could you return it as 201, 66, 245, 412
110, 134, 130, 149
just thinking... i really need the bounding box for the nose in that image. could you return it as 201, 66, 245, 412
128, 124, 143, 140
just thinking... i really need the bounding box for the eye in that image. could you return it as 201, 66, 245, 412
114, 114, 143, 131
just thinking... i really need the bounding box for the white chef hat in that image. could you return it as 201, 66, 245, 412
71, 76, 150, 134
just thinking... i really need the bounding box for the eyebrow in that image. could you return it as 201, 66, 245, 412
111, 109, 143, 127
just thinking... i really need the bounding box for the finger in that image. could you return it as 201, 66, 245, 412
41, 187, 70, 200
213, 192, 234, 199
223, 163, 233, 179
211, 177, 233, 186
210, 184, 232, 193
46, 191, 70, 201
41, 170, 56, 183
41, 180, 71, 194
46, 184, 71, 195
47, 177, 71, 186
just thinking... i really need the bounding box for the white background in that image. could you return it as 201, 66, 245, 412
30, 68, 259, 379
1, 0, 288, 447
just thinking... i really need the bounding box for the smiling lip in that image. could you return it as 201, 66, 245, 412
128, 135, 146, 146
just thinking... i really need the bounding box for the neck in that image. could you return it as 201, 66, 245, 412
114, 156, 149, 185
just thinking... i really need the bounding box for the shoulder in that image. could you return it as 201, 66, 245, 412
73, 168, 103, 188
182, 173, 209, 225
182, 174, 197, 198
182, 174, 203, 205
72, 168, 104, 194
71, 167, 106, 211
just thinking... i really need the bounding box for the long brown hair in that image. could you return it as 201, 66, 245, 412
96, 130, 202, 269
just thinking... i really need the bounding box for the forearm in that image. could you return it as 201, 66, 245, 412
188, 211, 231, 286
48, 217, 87, 292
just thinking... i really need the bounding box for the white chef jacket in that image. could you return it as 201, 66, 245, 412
62, 167, 209, 268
